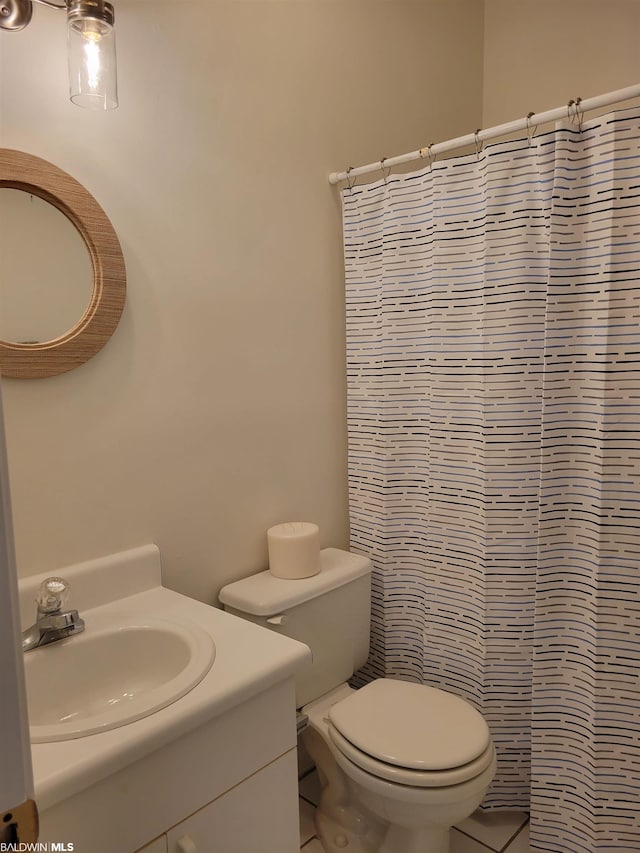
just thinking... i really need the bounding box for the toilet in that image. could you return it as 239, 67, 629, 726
219, 548, 496, 853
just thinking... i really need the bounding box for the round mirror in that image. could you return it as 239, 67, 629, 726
0, 149, 126, 379
0, 188, 94, 343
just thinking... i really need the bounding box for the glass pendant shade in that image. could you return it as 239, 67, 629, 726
67, 0, 118, 110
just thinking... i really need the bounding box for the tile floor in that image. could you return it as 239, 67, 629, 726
298, 769, 531, 852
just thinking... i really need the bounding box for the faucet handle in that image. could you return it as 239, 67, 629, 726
37, 577, 70, 614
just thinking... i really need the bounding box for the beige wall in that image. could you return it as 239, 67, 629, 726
6, 0, 635, 605
483, 0, 640, 126
0, 1, 484, 603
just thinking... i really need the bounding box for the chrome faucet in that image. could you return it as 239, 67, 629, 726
22, 577, 85, 652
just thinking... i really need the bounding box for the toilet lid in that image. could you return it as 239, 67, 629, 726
328, 678, 490, 771
328, 724, 495, 788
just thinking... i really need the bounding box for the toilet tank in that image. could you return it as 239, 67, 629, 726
219, 548, 371, 707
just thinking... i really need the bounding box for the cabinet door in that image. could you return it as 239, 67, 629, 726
167, 751, 299, 853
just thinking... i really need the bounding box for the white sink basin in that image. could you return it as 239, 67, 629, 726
25, 616, 215, 742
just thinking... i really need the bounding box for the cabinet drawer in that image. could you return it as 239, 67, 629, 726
167, 750, 299, 853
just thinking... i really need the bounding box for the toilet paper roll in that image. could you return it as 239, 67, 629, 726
267, 522, 320, 579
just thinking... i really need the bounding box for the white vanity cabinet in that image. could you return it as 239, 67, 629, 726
134, 751, 298, 853
165, 752, 298, 853
23, 546, 310, 853
38, 680, 301, 853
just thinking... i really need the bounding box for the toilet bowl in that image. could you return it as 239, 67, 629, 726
302, 679, 496, 853
219, 548, 496, 853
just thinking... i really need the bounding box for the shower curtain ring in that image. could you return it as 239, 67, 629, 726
419, 143, 437, 171
427, 143, 436, 171
567, 99, 575, 121
575, 96, 584, 132
474, 129, 483, 159
526, 111, 537, 147
346, 166, 357, 192
380, 157, 390, 185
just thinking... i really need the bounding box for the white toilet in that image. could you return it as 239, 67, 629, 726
219, 548, 496, 853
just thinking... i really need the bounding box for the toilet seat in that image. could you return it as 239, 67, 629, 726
327, 678, 492, 787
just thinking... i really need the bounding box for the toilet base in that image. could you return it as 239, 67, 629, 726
315, 806, 382, 853
303, 724, 384, 853
315, 799, 451, 853
303, 720, 456, 853
379, 825, 450, 853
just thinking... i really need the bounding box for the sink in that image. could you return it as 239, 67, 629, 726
25, 616, 215, 742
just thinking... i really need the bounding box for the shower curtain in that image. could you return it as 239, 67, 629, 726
342, 107, 640, 852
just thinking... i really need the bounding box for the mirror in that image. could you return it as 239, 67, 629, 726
0, 189, 94, 343
0, 149, 126, 379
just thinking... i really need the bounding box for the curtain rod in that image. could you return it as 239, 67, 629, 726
328, 83, 640, 186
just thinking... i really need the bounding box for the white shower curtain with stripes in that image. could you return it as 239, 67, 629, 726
342, 107, 640, 852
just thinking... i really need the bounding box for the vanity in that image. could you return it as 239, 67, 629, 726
18, 545, 311, 853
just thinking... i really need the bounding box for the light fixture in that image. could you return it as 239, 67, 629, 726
0, 0, 118, 110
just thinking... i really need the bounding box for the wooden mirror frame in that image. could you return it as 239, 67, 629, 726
0, 149, 126, 379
